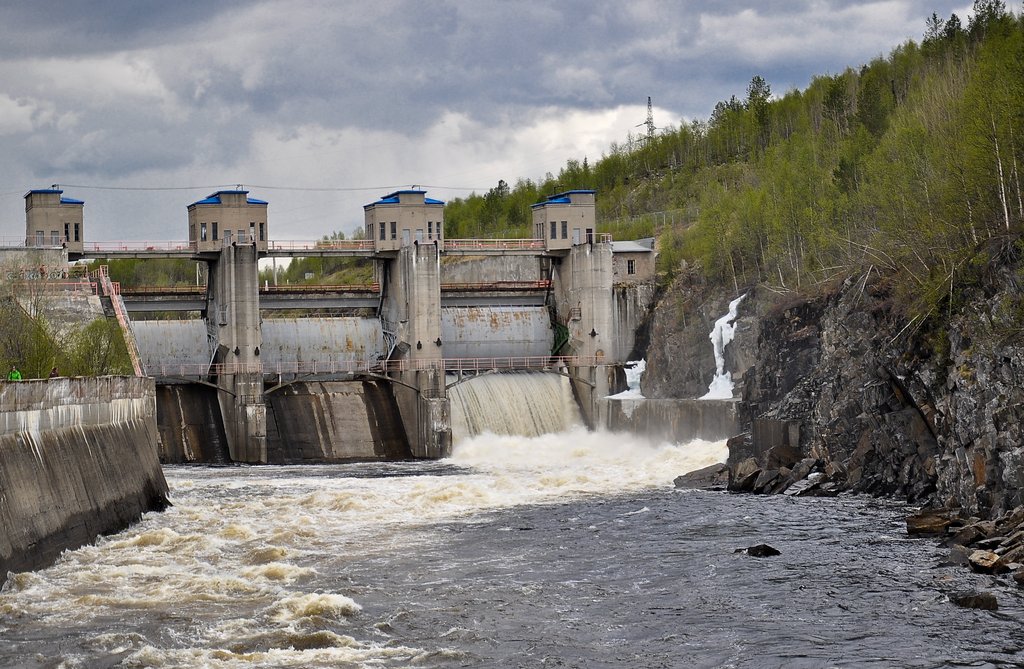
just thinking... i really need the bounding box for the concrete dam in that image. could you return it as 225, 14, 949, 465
30, 188, 661, 464
131, 239, 656, 464
10, 186, 738, 466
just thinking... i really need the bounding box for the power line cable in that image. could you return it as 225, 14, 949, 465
48, 182, 493, 193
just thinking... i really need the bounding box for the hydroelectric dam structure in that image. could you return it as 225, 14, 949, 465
19, 187, 657, 464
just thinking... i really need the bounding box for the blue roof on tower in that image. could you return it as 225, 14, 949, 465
24, 189, 85, 205
364, 189, 444, 208
531, 189, 595, 209
189, 190, 268, 206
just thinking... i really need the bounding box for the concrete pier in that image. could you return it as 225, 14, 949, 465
379, 242, 452, 458
206, 242, 266, 462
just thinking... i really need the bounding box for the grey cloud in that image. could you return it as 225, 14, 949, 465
0, 0, 977, 238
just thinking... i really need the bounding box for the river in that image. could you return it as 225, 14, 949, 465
1, 427, 1022, 668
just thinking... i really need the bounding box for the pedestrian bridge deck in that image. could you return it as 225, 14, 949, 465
149, 355, 605, 381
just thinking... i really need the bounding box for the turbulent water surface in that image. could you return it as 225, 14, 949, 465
2, 428, 1023, 668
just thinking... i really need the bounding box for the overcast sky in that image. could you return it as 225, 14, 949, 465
0, 0, 977, 243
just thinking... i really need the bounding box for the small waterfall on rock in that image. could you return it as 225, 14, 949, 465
700, 293, 746, 400
448, 371, 584, 442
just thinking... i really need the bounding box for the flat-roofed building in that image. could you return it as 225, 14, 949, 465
25, 189, 84, 252
531, 190, 596, 251
187, 190, 268, 252
363, 189, 445, 252
611, 238, 656, 284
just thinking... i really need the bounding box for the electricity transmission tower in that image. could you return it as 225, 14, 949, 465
636, 96, 656, 142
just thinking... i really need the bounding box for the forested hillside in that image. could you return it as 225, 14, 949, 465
445, 1, 1023, 321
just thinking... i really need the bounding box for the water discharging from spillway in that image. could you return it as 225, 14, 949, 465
0, 430, 732, 668
448, 371, 583, 442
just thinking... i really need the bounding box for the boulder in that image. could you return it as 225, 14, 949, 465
729, 457, 762, 492
735, 543, 781, 557
765, 444, 802, 470
995, 544, 1024, 570
945, 544, 972, 567
968, 550, 1005, 574
753, 469, 780, 493
674, 463, 730, 490
906, 509, 958, 536
951, 591, 998, 610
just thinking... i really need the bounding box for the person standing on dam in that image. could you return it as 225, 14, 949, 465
7, 366, 21, 381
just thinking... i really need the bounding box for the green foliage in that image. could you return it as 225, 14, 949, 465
257, 230, 374, 286
439, 8, 1024, 309
62, 318, 133, 377
0, 299, 131, 378
82, 258, 201, 288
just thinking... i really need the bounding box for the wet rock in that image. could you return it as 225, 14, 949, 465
995, 544, 1024, 570
948, 521, 995, 546
906, 509, 958, 536
951, 591, 998, 610
735, 543, 781, 557
968, 550, 1006, 574
753, 469, 780, 493
674, 463, 730, 490
784, 471, 823, 497
1013, 570, 1024, 588
729, 457, 761, 492
945, 544, 972, 567
765, 444, 802, 470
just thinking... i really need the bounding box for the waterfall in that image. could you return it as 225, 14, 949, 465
700, 293, 746, 400
448, 371, 584, 443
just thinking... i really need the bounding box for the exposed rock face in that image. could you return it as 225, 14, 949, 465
643, 267, 759, 399
645, 249, 1024, 520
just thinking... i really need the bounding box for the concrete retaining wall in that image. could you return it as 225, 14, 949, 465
0, 377, 168, 579
601, 397, 740, 444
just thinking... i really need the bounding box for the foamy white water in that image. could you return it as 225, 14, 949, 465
0, 430, 726, 668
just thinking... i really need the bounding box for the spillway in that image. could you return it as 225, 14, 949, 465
448, 371, 583, 443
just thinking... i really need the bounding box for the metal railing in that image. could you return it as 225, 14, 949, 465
80, 240, 197, 252
95, 266, 143, 376
10, 281, 99, 295
267, 240, 376, 252
440, 280, 550, 291
444, 238, 546, 251
119, 283, 383, 296
2, 235, 614, 254
120, 281, 549, 297
147, 355, 604, 378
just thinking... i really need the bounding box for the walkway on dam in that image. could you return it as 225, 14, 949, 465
60, 237, 576, 259
118, 280, 553, 310
148, 355, 605, 380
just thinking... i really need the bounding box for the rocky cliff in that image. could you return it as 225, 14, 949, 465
646, 246, 1024, 520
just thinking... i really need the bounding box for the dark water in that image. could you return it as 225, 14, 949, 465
1, 434, 1021, 668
